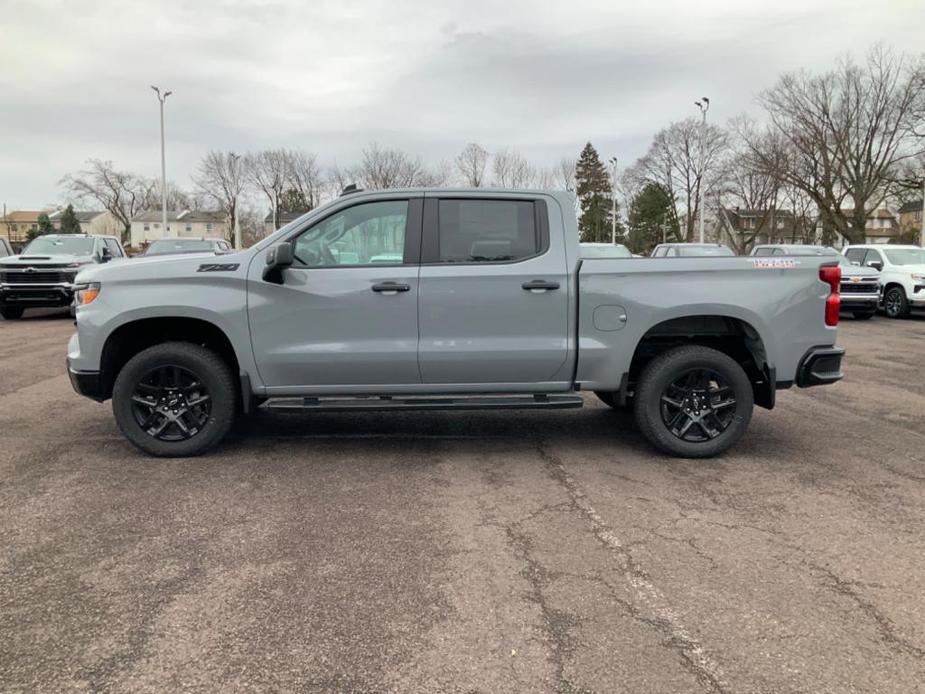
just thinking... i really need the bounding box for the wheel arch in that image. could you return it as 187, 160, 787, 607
625, 314, 775, 409
98, 316, 242, 403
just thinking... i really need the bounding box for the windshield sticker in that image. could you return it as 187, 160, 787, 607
749, 258, 800, 269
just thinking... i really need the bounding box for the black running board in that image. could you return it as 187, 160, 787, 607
264, 394, 584, 413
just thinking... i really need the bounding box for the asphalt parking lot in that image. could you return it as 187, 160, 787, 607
1, 310, 924, 693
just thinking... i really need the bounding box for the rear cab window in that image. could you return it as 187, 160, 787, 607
423, 198, 548, 264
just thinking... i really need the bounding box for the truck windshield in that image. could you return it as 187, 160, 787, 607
144, 239, 215, 255
22, 237, 95, 256
883, 248, 925, 266
677, 246, 735, 257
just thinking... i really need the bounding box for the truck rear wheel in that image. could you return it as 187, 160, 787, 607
1, 307, 24, 320
112, 342, 236, 457
634, 345, 753, 458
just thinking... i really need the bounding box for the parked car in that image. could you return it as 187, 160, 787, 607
750, 244, 880, 319
67, 189, 844, 459
0, 238, 13, 258
141, 238, 232, 257
0, 234, 125, 320
843, 244, 925, 318
651, 243, 736, 257
580, 243, 633, 259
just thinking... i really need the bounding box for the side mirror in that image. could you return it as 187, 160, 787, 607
100, 246, 112, 262
866, 260, 883, 271
262, 241, 294, 284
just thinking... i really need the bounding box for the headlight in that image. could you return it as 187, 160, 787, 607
75, 282, 101, 306
911, 273, 925, 283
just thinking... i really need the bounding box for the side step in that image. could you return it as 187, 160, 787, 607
264, 394, 585, 413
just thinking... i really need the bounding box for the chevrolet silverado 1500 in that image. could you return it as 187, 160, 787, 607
67, 188, 845, 458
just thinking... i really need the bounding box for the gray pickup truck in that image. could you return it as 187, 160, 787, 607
66, 188, 845, 458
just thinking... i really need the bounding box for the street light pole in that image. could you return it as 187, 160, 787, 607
694, 97, 710, 244
608, 156, 618, 245
230, 152, 242, 249
151, 86, 172, 238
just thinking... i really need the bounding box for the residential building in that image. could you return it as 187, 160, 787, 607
47, 209, 122, 236
898, 200, 923, 239
839, 208, 900, 244
264, 211, 309, 236
130, 210, 229, 248
0, 210, 44, 249
721, 208, 800, 245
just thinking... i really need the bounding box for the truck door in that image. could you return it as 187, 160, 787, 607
417, 194, 571, 386
247, 196, 423, 388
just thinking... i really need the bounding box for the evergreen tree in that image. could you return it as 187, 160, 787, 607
575, 142, 615, 242
28, 213, 55, 241
58, 204, 82, 234
626, 183, 680, 254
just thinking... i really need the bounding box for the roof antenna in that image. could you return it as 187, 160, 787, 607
341, 184, 362, 197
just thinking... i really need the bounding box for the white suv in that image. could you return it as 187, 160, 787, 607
843, 245, 925, 318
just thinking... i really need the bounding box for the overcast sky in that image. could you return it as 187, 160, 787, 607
1, 0, 923, 209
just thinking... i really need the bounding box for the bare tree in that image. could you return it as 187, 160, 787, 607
286, 150, 324, 210
193, 150, 247, 245
455, 143, 489, 187
357, 142, 430, 189
631, 118, 728, 241
748, 45, 925, 244
491, 148, 535, 188
60, 159, 152, 243
554, 157, 577, 192
247, 149, 289, 231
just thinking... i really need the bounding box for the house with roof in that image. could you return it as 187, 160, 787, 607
264, 211, 308, 236
898, 200, 923, 240
0, 210, 45, 248
130, 210, 229, 248
47, 209, 122, 236
838, 208, 900, 244
721, 208, 800, 245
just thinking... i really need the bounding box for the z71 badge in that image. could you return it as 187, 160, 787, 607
197, 263, 240, 272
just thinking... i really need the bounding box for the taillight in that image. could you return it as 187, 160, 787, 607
819, 264, 840, 326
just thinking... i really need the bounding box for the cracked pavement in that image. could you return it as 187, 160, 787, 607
2, 309, 925, 693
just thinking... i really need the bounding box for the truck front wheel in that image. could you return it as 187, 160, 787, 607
112, 342, 236, 457
634, 345, 753, 458
883, 287, 910, 319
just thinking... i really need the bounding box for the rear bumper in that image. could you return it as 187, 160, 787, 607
796, 346, 845, 388
67, 360, 104, 402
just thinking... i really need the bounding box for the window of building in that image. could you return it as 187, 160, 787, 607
206, 223, 213, 232
185, 223, 192, 232
144, 223, 150, 232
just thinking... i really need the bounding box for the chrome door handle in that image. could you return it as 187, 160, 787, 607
522, 280, 560, 291
371, 282, 411, 293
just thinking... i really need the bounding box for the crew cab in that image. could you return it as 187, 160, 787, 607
0, 234, 125, 319
843, 244, 925, 318
66, 189, 845, 458
751, 244, 880, 319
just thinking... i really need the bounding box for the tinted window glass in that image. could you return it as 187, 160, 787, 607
294, 200, 408, 267
752, 247, 772, 256
437, 200, 538, 263
844, 248, 867, 264
866, 249, 883, 264
22, 236, 95, 255
105, 239, 123, 257
677, 245, 735, 257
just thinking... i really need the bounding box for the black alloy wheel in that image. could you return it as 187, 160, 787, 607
659, 368, 737, 443
130, 365, 212, 442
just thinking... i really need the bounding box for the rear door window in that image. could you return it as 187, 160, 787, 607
434, 199, 542, 263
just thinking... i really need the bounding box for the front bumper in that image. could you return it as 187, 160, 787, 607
0, 283, 76, 308
67, 359, 104, 401
796, 346, 845, 388
840, 294, 879, 310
